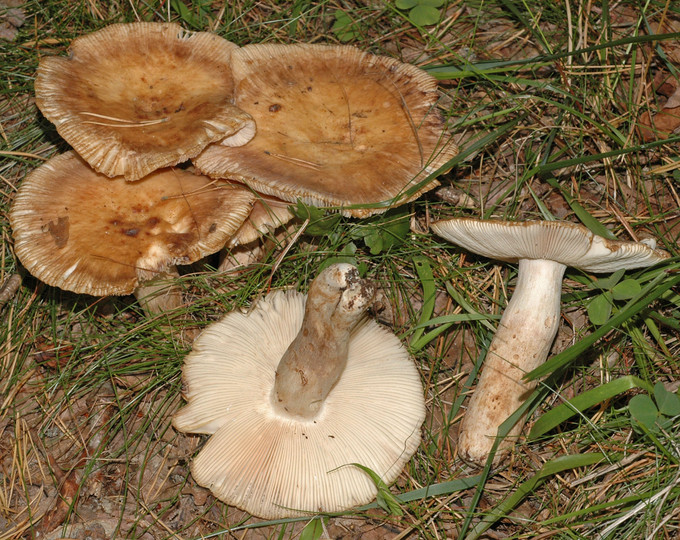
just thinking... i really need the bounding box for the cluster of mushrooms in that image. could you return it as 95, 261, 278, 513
9, 22, 671, 520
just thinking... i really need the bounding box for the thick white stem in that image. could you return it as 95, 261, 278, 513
272, 264, 375, 419
458, 259, 566, 465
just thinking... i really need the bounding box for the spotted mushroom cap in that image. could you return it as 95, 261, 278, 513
431, 218, 670, 272
35, 22, 255, 181
10, 152, 255, 296
173, 289, 425, 519
194, 43, 457, 218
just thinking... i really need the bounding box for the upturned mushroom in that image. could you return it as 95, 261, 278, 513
10, 151, 255, 313
194, 43, 457, 217
35, 22, 255, 181
173, 263, 425, 518
431, 218, 670, 465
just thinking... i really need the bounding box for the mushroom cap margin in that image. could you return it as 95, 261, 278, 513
431, 218, 670, 272
35, 22, 255, 180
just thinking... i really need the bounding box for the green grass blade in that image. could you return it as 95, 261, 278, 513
409, 256, 436, 350
526, 272, 680, 380
543, 177, 617, 239
409, 313, 499, 352
529, 375, 654, 440
464, 453, 613, 540
425, 33, 680, 79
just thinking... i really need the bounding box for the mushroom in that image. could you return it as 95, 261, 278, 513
173, 263, 425, 518
194, 43, 457, 217
217, 193, 296, 273
35, 22, 255, 181
10, 151, 255, 313
430, 218, 670, 465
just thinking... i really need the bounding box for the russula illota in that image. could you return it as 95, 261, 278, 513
431, 218, 670, 465
10, 151, 255, 314
195, 43, 457, 217
35, 22, 255, 181
173, 263, 425, 518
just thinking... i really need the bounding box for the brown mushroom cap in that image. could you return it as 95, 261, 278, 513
173, 288, 425, 518
10, 151, 255, 296
35, 22, 255, 181
431, 218, 670, 272
194, 43, 456, 217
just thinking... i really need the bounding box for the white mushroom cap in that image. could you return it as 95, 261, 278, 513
431, 218, 670, 272
173, 289, 425, 518
35, 22, 255, 180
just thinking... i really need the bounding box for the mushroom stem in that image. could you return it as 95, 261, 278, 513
133, 267, 183, 316
458, 258, 566, 464
272, 263, 375, 419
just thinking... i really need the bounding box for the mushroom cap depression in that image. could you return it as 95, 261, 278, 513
35, 22, 255, 181
10, 152, 255, 296
194, 43, 457, 217
173, 289, 425, 518
431, 218, 670, 272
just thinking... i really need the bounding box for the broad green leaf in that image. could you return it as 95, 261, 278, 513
592, 269, 625, 291
331, 10, 359, 42
290, 201, 342, 236
629, 394, 659, 431
529, 375, 653, 440
319, 243, 359, 271
654, 382, 680, 417
362, 232, 384, 255
587, 292, 612, 326
396, 0, 418, 7
356, 209, 410, 254
409, 5, 441, 26
351, 463, 403, 516
611, 278, 643, 300
300, 518, 324, 540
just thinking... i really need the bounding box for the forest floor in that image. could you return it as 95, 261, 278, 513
1, 1, 680, 539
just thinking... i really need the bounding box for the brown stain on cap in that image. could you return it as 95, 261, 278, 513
47, 216, 69, 248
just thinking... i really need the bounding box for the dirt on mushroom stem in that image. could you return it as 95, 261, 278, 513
457, 258, 566, 465
272, 263, 376, 419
